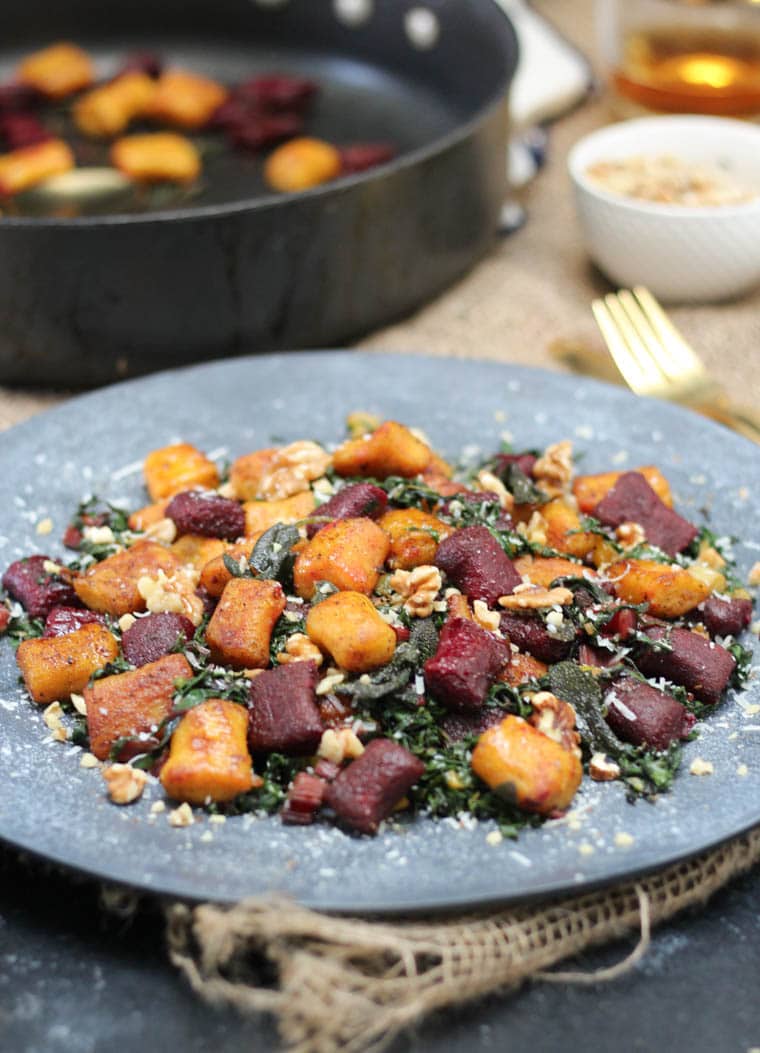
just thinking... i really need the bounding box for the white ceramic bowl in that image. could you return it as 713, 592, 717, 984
568, 116, 760, 303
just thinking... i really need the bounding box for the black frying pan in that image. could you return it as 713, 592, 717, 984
0, 0, 518, 386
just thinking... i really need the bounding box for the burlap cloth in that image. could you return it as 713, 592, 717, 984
3, 3, 760, 1050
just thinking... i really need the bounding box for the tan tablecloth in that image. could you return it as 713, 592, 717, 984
2, 0, 759, 427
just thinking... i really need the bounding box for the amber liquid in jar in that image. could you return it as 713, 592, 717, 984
613, 25, 760, 116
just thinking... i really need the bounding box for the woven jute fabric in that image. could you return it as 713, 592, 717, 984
166, 827, 760, 1053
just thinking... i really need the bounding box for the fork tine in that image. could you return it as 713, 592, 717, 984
614, 289, 671, 382
591, 297, 652, 393
632, 286, 707, 379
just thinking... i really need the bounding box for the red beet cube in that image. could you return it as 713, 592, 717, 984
0, 83, 43, 112
499, 611, 577, 663
698, 596, 753, 638
601, 606, 637, 639
230, 113, 304, 151
43, 605, 106, 638
605, 676, 695, 750
339, 143, 396, 175
435, 525, 521, 605
62, 525, 82, 550
165, 489, 245, 541
121, 611, 195, 667
2, 555, 79, 619
0, 112, 51, 150
325, 738, 425, 835
490, 452, 538, 480
281, 771, 327, 825
234, 75, 317, 113
313, 758, 341, 781
118, 52, 162, 79
594, 472, 697, 556
577, 642, 618, 669
248, 661, 323, 755
635, 626, 735, 706
423, 617, 509, 710
306, 483, 388, 538
208, 98, 248, 131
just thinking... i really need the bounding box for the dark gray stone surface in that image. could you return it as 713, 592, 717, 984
2, 844, 759, 1053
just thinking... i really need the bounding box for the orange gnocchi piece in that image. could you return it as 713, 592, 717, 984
111, 132, 201, 184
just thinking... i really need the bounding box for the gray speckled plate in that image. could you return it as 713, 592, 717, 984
1, 352, 759, 913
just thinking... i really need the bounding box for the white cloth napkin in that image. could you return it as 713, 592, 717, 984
500, 0, 593, 129
495, 0, 592, 223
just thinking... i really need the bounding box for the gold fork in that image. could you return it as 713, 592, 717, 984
591, 286, 760, 445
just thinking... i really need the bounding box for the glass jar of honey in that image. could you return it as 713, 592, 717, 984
597, 0, 760, 117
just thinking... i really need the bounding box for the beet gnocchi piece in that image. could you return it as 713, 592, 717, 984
424, 617, 509, 710
325, 739, 425, 835
499, 611, 577, 664
165, 489, 245, 540
306, 482, 388, 538
435, 525, 521, 605
248, 660, 324, 755
635, 626, 736, 706
121, 611, 195, 667
594, 472, 697, 556
604, 676, 695, 751
43, 605, 105, 637
281, 771, 328, 826
3, 555, 80, 619
698, 596, 753, 638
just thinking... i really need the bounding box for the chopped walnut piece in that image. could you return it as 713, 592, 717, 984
258, 441, 332, 500
615, 521, 646, 548
498, 585, 574, 610
137, 566, 204, 625
589, 752, 621, 781
518, 510, 548, 546
277, 632, 323, 667
389, 564, 442, 618
103, 763, 148, 805
472, 599, 501, 633
529, 690, 581, 755
70, 692, 87, 716
79, 752, 100, 769
43, 701, 68, 742
168, 802, 195, 826
689, 757, 714, 776
445, 590, 472, 621
475, 469, 514, 513
316, 668, 346, 696
141, 517, 178, 545
317, 727, 365, 765
533, 440, 573, 496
